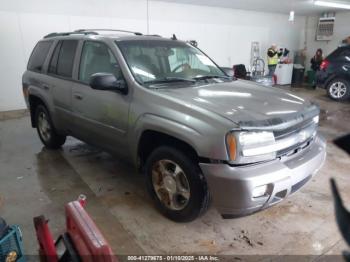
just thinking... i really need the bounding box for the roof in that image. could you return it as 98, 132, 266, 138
42, 29, 174, 42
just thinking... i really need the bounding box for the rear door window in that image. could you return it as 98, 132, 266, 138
48, 40, 78, 78
27, 41, 53, 72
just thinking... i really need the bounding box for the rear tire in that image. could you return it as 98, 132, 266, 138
327, 78, 350, 101
35, 105, 66, 149
145, 146, 210, 222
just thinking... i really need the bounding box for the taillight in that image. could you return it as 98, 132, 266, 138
320, 60, 330, 70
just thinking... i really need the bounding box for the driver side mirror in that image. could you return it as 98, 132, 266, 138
89, 73, 128, 95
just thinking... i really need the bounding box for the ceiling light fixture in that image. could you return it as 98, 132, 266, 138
289, 11, 295, 22
314, 0, 350, 9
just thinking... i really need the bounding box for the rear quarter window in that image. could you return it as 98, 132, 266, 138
27, 41, 53, 72
57, 40, 78, 77
48, 40, 78, 78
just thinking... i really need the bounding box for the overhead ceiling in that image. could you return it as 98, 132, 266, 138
156, 0, 350, 15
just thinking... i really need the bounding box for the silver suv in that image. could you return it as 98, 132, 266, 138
22, 29, 326, 222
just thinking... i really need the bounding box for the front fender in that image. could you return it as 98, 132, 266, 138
130, 113, 229, 165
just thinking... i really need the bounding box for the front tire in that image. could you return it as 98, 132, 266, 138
145, 146, 210, 222
35, 105, 66, 149
327, 78, 350, 101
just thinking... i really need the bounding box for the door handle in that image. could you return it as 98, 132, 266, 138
74, 94, 83, 100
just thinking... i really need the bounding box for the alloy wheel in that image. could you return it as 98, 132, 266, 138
151, 159, 191, 211
38, 111, 51, 142
330, 81, 347, 99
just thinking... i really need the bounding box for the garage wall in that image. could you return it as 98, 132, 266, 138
149, 1, 306, 69
0, 0, 306, 111
0, 0, 148, 112
305, 12, 350, 70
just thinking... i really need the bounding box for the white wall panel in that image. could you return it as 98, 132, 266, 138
0, 11, 27, 111
0, 0, 147, 19
109, 18, 148, 33
19, 13, 70, 60
69, 16, 112, 30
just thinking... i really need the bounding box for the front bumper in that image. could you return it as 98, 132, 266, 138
200, 135, 326, 216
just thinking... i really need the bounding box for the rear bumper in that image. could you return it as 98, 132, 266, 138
315, 71, 329, 89
200, 135, 326, 216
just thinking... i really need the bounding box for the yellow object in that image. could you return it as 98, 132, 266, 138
267, 48, 279, 65
6, 251, 17, 262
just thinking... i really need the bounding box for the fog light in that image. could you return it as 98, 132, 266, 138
252, 185, 268, 198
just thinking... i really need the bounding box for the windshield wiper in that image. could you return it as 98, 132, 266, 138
144, 77, 196, 85
193, 75, 232, 81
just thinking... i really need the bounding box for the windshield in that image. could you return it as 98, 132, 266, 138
116, 40, 227, 86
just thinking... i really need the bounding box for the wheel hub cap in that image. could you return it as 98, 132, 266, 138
38, 112, 51, 142
151, 159, 191, 211
163, 176, 177, 193
330, 82, 347, 98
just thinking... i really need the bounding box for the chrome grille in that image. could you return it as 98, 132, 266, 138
274, 119, 317, 158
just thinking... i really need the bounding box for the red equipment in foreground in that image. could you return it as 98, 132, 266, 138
34, 196, 116, 262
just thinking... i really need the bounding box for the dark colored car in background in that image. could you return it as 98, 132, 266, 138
316, 44, 350, 101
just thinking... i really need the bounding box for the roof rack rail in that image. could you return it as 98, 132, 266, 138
74, 29, 143, 36
44, 31, 98, 39
145, 34, 162, 37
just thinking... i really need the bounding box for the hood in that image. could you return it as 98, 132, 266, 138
158, 80, 319, 130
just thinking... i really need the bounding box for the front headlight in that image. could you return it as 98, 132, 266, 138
226, 123, 317, 164
226, 131, 276, 164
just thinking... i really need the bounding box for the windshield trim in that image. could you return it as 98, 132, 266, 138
144, 77, 196, 84
193, 45, 228, 78
115, 39, 229, 88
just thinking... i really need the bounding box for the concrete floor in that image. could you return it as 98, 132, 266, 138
0, 87, 350, 259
